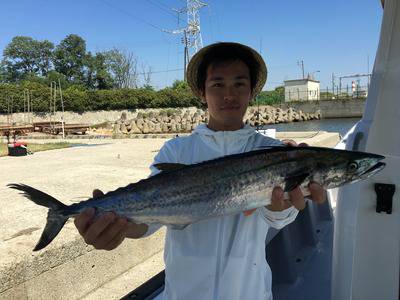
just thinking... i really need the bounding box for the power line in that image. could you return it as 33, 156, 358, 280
152, 0, 175, 12
99, 0, 165, 32
138, 67, 183, 75
145, 0, 179, 20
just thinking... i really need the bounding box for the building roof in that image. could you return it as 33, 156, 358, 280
284, 78, 320, 84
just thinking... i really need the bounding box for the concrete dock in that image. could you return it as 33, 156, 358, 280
0, 131, 340, 299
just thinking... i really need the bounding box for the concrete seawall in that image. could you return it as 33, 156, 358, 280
278, 99, 365, 119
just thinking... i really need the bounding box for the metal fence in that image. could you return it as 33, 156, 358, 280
284, 85, 369, 102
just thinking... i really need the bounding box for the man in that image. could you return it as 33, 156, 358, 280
75, 42, 326, 299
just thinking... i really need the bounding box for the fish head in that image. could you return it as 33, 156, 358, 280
311, 148, 386, 189
345, 153, 386, 183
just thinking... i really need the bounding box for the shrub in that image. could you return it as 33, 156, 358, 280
0, 81, 203, 113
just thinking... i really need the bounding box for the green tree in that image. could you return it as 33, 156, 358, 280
63, 84, 90, 112
143, 84, 155, 91
85, 52, 114, 90
35, 40, 54, 76
253, 86, 284, 105
20, 80, 53, 113
1, 36, 54, 81
45, 70, 69, 89
171, 79, 190, 92
0, 62, 7, 83
53, 34, 87, 84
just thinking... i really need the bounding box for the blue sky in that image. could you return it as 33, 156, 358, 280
0, 0, 383, 90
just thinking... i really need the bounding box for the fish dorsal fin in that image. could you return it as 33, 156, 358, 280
153, 163, 188, 172
284, 171, 310, 192
170, 224, 189, 230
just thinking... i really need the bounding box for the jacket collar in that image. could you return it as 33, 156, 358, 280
192, 123, 256, 155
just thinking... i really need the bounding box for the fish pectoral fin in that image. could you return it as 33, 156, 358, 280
169, 224, 189, 230
284, 172, 309, 192
153, 163, 188, 172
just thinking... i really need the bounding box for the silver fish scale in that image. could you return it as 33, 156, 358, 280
74, 156, 278, 224
123, 160, 301, 225
72, 150, 318, 224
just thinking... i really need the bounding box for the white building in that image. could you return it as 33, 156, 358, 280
284, 79, 320, 102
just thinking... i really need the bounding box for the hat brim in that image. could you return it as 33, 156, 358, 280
186, 42, 267, 99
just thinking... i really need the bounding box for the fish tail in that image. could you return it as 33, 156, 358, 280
8, 183, 69, 251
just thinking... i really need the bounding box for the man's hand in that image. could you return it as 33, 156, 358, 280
74, 189, 148, 250
280, 139, 327, 204
243, 139, 327, 216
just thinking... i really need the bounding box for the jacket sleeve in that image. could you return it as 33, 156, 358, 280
257, 204, 299, 230
141, 140, 177, 237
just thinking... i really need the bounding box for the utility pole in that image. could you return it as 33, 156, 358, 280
50, 82, 57, 128
58, 79, 65, 139
23, 89, 32, 124
332, 73, 335, 98
298, 60, 305, 79
182, 30, 190, 81
6, 96, 13, 124
164, 0, 207, 81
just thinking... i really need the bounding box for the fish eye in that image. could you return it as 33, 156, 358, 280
347, 162, 359, 173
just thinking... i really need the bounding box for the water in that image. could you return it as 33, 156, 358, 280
261, 118, 360, 137
70, 143, 111, 148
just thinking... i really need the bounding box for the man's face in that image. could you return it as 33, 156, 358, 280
201, 60, 253, 131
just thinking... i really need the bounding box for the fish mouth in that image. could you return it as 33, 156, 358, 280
360, 162, 386, 178
371, 154, 386, 161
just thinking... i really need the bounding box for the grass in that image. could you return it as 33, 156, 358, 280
0, 142, 72, 157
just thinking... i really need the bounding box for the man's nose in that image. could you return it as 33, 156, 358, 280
223, 86, 235, 100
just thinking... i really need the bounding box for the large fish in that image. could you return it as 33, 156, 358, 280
8, 146, 385, 251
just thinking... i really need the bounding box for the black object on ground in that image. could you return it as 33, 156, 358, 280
8, 144, 28, 156
121, 270, 165, 300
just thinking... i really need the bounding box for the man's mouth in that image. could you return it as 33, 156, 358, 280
220, 106, 240, 110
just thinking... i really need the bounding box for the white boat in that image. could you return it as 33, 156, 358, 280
331, 0, 399, 299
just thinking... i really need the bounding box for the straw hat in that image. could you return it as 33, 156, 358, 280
186, 42, 268, 98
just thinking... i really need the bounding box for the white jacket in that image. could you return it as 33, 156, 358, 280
147, 124, 299, 300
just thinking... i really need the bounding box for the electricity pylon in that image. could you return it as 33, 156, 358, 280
164, 0, 207, 80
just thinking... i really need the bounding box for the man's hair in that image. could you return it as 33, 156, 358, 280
196, 44, 260, 94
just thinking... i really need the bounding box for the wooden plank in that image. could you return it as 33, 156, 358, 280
41, 124, 90, 135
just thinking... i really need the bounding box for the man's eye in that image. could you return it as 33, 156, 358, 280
235, 82, 246, 87
212, 83, 222, 87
